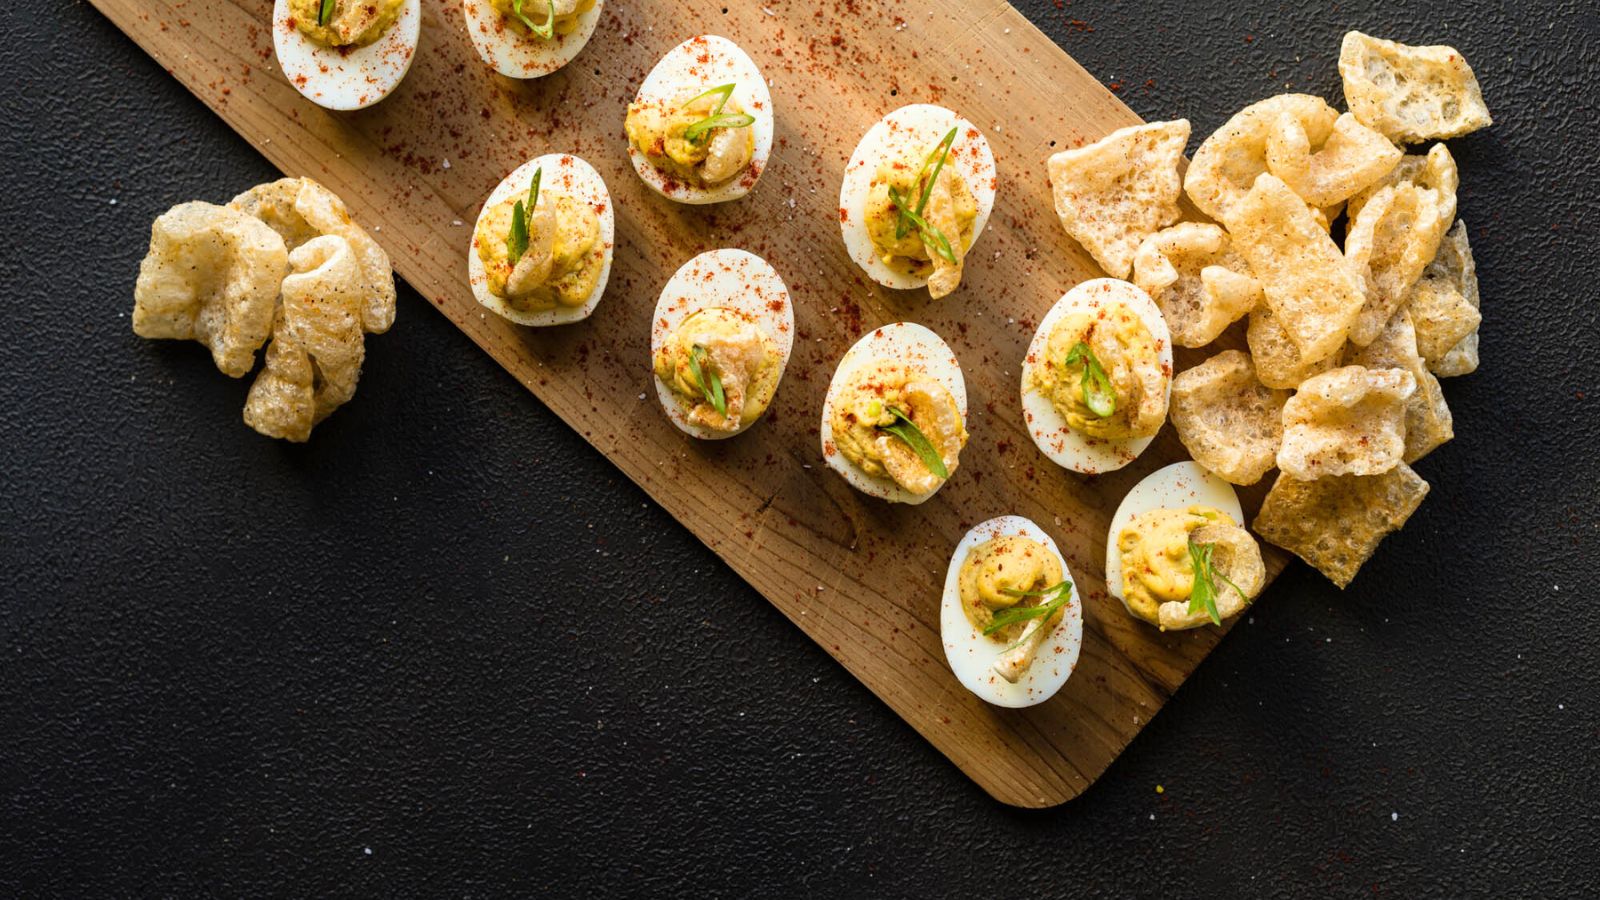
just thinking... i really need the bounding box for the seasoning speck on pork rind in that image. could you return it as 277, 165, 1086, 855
1246, 303, 1338, 390
133, 201, 289, 378
231, 177, 396, 335
1266, 112, 1403, 208
1346, 310, 1453, 463
1255, 462, 1430, 588
1170, 350, 1288, 486
1278, 364, 1416, 480
1344, 182, 1451, 347
1408, 221, 1482, 375
1131, 223, 1261, 348
1339, 31, 1492, 145
1227, 173, 1366, 363
1185, 94, 1338, 224
243, 235, 369, 443
1047, 119, 1189, 279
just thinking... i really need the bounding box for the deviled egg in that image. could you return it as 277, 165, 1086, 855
819, 323, 968, 504
273, 0, 420, 111
625, 35, 774, 205
1020, 278, 1173, 475
940, 516, 1083, 708
651, 249, 793, 439
468, 154, 614, 326
463, 0, 603, 79
1105, 461, 1266, 631
840, 105, 997, 299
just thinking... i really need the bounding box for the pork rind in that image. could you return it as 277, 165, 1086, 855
1409, 221, 1481, 375
1185, 94, 1338, 223
1246, 304, 1338, 390
1254, 462, 1429, 588
1346, 310, 1453, 463
1278, 365, 1416, 480
1339, 32, 1492, 145
1347, 143, 1459, 230
243, 236, 368, 442
1227, 174, 1366, 362
231, 177, 396, 334
1158, 523, 1266, 631
1131, 223, 1261, 348
1266, 112, 1402, 208
133, 201, 289, 378
1170, 350, 1288, 485
1047, 119, 1190, 279
1344, 182, 1451, 346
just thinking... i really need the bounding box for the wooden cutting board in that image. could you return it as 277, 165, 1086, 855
92, 0, 1287, 807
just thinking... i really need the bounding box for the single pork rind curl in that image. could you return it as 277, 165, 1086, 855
1131, 223, 1261, 348
243, 236, 369, 442
1047, 119, 1189, 279
1347, 143, 1459, 226
1170, 350, 1288, 486
1266, 112, 1402, 209
1345, 310, 1453, 464
1408, 221, 1481, 376
1185, 94, 1338, 223
1278, 365, 1416, 480
1254, 462, 1430, 589
1157, 523, 1266, 631
231, 177, 396, 334
1246, 304, 1338, 390
132, 201, 289, 378
1339, 32, 1492, 145
1344, 182, 1451, 347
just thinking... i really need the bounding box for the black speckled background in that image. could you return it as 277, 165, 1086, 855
3, 0, 1597, 895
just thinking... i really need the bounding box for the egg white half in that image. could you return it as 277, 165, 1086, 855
462, 0, 604, 79
940, 515, 1083, 709
839, 104, 998, 292
819, 322, 966, 505
1020, 278, 1173, 475
467, 153, 615, 327
273, 0, 420, 111
1104, 461, 1243, 619
650, 249, 794, 440
628, 35, 774, 205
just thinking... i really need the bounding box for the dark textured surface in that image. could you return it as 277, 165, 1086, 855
2, 0, 1597, 895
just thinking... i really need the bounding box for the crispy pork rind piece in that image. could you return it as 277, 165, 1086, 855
1344, 182, 1451, 346
1131, 223, 1262, 348
1339, 32, 1492, 145
1170, 350, 1288, 486
1409, 221, 1482, 375
1227, 174, 1366, 362
1278, 365, 1416, 480
1347, 143, 1459, 225
1185, 94, 1339, 223
1266, 112, 1403, 208
1347, 310, 1454, 463
1246, 304, 1338, 390
133, 201, 289, 378
231, 177, 396, 334
243, 236, 368, 443
1254, 462, 1429, 589
1158, 523, 1266, 631
1047, 119, 1190, 279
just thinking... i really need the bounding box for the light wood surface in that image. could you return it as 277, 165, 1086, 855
91, 0, 1287, 807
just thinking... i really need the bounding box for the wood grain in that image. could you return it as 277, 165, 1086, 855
91, 0, 1287, 807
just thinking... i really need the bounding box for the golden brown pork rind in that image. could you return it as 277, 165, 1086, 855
1266, 112, 1402, 208
133, 201, 289, 378
1346, 310, 1453, 463
1344, 182, 1451, 346
1409, 221, 1481, 375
1170, 350, 1288, 486
1185, 94, 1339, 223
1131, 223, 1261, 348
1278, 365, 1416, 480
1047, 120, 1190, 279
231, 177, 396, 334
1246, 304, 1338, 390
1254, 463, 1430, 588
243, 236, 368, 442
1227, 174, 1366, 362
1347, 143, 1459, 225
1157, 523, 1266, 631
1339, 32, 1492, 144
